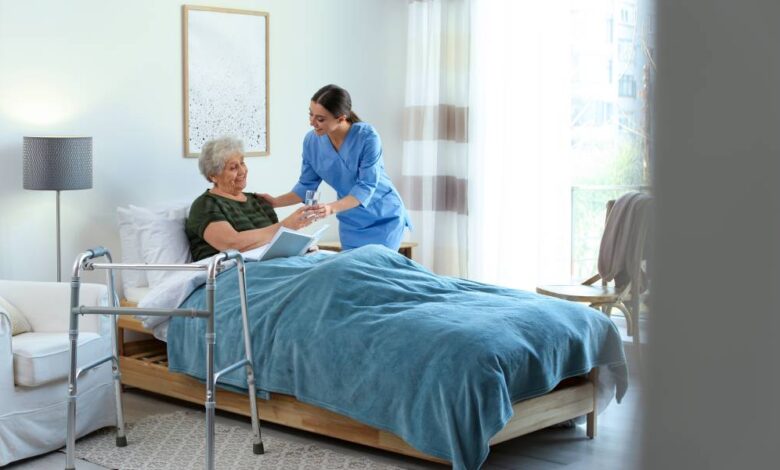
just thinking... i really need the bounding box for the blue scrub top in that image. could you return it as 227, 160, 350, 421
291, 122, 411, 250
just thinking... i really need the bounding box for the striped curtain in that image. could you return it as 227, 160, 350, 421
401, 0, 471, 276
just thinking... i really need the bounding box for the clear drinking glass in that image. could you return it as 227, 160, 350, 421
305, 190, 321, 220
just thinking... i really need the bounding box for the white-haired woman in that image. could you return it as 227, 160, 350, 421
185, 136, 314, 261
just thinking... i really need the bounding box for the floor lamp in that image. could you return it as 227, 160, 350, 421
23, 136, 93, 282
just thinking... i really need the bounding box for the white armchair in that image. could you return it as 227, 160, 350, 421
0, 280, 117, 466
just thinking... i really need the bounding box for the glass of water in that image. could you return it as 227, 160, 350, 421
305, 190, 321, 220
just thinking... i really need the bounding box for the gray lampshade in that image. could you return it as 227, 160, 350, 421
23, 136, 93, 190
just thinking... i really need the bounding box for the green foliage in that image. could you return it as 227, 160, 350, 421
570, 136, 650, 280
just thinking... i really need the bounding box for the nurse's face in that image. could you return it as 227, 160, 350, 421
309, 101, 346, 136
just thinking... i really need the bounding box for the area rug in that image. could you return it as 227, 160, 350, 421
72, 411, 405, 469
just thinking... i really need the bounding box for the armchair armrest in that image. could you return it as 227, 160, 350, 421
0, 310, 10, 338
0, 281, 108, 333
0, 311, 13, 391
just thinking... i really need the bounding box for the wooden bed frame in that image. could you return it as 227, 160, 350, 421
116, 314, 599, 466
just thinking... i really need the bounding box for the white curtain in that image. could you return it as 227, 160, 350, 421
403, 1, 650, 289
467, 2, 573, 290
401, 0, 470, 277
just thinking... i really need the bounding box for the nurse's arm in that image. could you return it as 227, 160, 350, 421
257, 191, 302, 208
318, 195, 360, 218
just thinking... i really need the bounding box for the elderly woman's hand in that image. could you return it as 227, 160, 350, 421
281, 206, 315, 230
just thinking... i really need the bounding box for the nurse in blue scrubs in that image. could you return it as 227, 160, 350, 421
261, 84, 411, 251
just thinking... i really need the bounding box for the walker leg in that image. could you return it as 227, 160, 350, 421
246, 365, 264, 454
65, 278, 81, 470
237, 262, 264, 454
206, 399, 216, 469
112, 363, 128, 446
205, 280, 217, 470
107, 270, 127, 447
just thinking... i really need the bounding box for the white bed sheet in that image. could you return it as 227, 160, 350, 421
135, 250, 336, 342
123, 286, 151, 304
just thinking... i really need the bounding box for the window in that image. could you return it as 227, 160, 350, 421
618, 39, 634, 63
620, 7, 634, 25
619, 75, 637, 97
572, 100, 614, 127
570, 1, 654, 281
619, 113, 634, 132
468, 0, 655, 289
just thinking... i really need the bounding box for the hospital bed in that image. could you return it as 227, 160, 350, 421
72, 203, 626, 469
106, 260, 626, 469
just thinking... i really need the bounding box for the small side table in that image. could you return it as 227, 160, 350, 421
317, 241, 418, 260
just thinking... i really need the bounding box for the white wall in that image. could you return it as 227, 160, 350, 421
0, 0, 407, 283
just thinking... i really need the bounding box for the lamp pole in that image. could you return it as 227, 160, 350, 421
56, 189, 61, 282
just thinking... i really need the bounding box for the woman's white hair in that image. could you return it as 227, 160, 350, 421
198, 136, 244, 182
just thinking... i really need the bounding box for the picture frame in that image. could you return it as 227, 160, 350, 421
182, 5, 269, 157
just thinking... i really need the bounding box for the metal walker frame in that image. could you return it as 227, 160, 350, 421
65, 247, 263, 470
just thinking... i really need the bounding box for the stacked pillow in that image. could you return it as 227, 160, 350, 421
116, 202, 193, 293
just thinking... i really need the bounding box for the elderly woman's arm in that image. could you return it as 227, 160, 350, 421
203, 206, 313, 252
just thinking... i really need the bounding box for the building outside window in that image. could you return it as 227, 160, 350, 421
618, 39, 634, 63
570, 0, 654, 282
619, 74, 637, 97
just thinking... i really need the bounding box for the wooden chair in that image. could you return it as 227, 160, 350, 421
536, 198, 650, 350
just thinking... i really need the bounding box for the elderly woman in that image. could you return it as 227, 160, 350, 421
186, 136, 314, 261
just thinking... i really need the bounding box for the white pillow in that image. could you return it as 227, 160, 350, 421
117, 206, 148, 289
133, 205, 192, 286
0, 294, 32, 336
117, 202, 192, 291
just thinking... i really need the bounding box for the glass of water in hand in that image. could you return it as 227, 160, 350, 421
305, 190, 321, 220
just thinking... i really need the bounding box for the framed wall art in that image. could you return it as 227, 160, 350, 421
183, 5, 269, 157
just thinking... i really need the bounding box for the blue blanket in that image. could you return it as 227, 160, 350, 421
167, 245, 627, 470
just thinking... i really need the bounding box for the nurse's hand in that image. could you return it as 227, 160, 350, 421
257, 193, 278, 207
311, 203, 334, 219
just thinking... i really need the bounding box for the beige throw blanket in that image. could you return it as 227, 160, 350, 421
597, 191, 653, 292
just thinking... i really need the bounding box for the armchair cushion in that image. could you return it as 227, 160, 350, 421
0, 294, 32, 336
12, 332, 103, 387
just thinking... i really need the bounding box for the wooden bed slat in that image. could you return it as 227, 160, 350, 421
141, 353, 168, 363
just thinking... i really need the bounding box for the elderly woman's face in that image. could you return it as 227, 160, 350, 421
212, 151, 247, 195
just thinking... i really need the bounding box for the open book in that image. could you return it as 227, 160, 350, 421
242, 224, 329, 262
